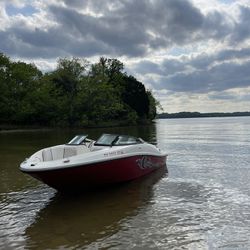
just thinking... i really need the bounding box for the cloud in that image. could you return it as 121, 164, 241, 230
0, 0, 246, 59
208, 92, 238, 101
131, 47, 250, 94
154, 87, 250, 113
1, 0, 250, 112
230, 5, 250, 45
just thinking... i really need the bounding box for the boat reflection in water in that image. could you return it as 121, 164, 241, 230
24, 167, 167, 249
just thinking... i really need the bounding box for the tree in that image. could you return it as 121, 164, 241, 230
89, 57, 124, 87
51, 57, 88, 125
0, 53, 11, 123
0, 53, 160, 127
0, 55, 42, 124
121, 75, 150, 119
147, 90, 162, 120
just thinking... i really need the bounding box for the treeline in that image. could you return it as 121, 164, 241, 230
157, 112, 250, 119
0, 53, 159, 127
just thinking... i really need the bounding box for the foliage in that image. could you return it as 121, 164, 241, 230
121, 75, 149, 119
0, 53, 43, 124
0, 53, 159, 127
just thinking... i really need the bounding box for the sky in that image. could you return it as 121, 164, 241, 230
1, 0, 250, 113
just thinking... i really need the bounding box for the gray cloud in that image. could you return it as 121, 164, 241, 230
208, 91, 250, 102
208, 92, 236, 100
1, 0, 246, 59
157, 59, 250, 93
132, 60, 162, 75
191, 48, 250, 70
1, 0, 250, 107
48, 4, 148, 56
132, 47, 250, 93
230, 5, 250, 45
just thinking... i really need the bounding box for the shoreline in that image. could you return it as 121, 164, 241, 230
1, 115, 250, 132
0, 120, 155, 133
157, 112, 250, 119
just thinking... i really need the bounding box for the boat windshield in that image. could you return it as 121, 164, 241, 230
95, 134, 143, 146
67, 135, 88, 145
94, 134, 117, 146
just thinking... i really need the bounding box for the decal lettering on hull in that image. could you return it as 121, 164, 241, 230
136, 156, 165, 170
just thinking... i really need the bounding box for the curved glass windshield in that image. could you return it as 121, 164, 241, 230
95, 134, 143, 146
67, 135, 88, 145
94, 134, 117, 146
113, 135, 139, 145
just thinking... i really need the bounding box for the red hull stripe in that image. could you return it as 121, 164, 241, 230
28, 155, 167, 190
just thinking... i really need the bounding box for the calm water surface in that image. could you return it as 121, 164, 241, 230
0, 117, 250, 249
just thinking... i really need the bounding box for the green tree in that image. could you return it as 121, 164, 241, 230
51, 57, 88, 126
0, 53, 160, 127
90, 57, 124, 84
121, 75, 150, 120
0, 56, 42, 124
146, 90, 162, 120
0, 53, 11, 123
10, 62, 42, 123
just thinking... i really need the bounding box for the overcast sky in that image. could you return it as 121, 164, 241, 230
1, 0, 250, 113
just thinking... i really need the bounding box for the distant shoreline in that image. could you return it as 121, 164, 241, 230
157, 111, 250, 119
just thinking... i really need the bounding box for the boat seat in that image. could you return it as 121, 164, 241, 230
42, 148, 53, 161
63, 147, 77, 158
41, 145, 90, 162
52, 147, 65, 160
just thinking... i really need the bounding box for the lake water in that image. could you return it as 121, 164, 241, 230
0, 117, 250, 249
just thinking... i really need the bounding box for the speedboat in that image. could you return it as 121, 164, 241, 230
20, 134, 167, 191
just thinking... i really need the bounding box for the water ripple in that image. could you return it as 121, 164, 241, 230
1, 117, 250, 249
0, 185, 55, 250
